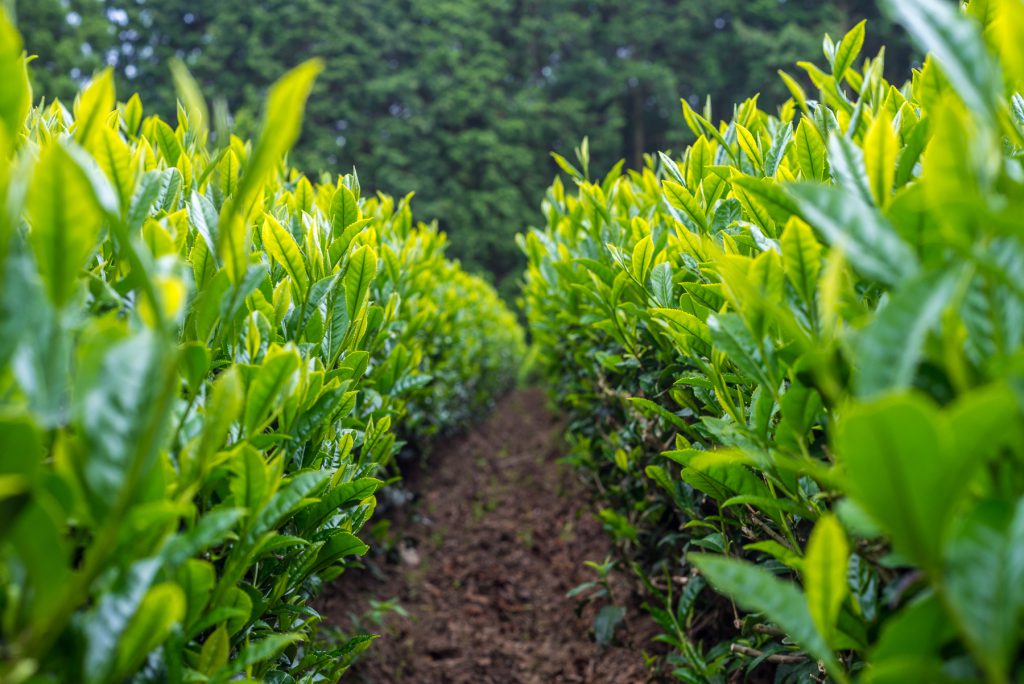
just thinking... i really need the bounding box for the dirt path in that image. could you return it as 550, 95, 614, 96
318, 388, 656, 683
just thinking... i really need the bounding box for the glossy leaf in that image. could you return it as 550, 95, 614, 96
794, 117, 827, 181
883, 0, 1002, 123
788, 182, 916, 287
836, 393, 981, 571
0, 10, 30, 141
691, 554, 847, 682
803, 515, 849, 645
26, 143, 104, 308
854, 268, 957, 397
236, 60, 323, 208
344, 244, 377, 321
943, 499, 1024, 680
863, 111, 898, 208
243, 346, 300, 434
262, 213, 309, 293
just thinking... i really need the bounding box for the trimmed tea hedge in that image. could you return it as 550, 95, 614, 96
0, 12, 523, 683
521, 0, 1024, 681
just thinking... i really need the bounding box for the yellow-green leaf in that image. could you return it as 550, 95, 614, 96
198, 625, 230, 675
794, 117, 827, 181
111, 583, 185, 681
262, 213, 309, 293
217, 210, 249, 284
994, 0, 1024, 89
778, 69, 809, 114
685, 135, 713, 189
244, 346, 300, 433
95, 126, 135, 211
236, 60, 323, 209
735, 124, 763, 173
218, 148, 239, 200
169, 58, 209, 135
27, 143, 104, 308
74, 68, 116, 151
631, 236, 654, 284
803, 514, 849, 645
345, 245, 378, 321
0, 9, 30, 142
864, 111, 898, 208
832, 20, 866, 80
663, 180, 708, 232
691, 554, 848, 683
780, 216, 822, 306
153, 118, 182, 166
330, 183, 360, 235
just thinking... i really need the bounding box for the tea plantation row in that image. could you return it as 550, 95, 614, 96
0, 13, 523, 683
522, 0, 1024, 681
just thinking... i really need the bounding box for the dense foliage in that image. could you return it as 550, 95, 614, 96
521, 0, 1024, 680
0, 10, 523, 682
13, 0, 927, 294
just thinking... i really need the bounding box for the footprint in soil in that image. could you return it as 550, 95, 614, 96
316, 388, 660, 684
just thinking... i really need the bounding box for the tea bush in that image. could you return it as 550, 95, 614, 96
0, 11, 523, 682
521, 0, 1024, 680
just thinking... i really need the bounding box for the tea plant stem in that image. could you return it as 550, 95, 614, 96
730, 643, 807, 664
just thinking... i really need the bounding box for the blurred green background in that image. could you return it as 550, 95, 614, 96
11, 0, 920, 297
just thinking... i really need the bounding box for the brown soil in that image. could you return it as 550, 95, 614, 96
318, 388, 660, 683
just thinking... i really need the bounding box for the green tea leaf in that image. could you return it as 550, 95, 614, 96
854, 268, 958, 397
943, 499, 1024, 680
262, 213, 309, 293
631, 235, 654, 284
243, 345, 300, 434
74, 68, 116, 151
76, 329, 175, 519
83, 558, 162, 683
883, 0, 1002, 123
788, 183, 916, 287
344, 244, 377, 321
691, 554, 846, 682
0, 10, 30, 142
803, 515, 849, 645
331, 183, 360, 234
169, 58, 209, 135
779, 216, 822, 307
249, 470, 329, 540
863, 111, 898, 208
794, 117, 827, 181
236, 60, 323, 208
198, 624, 230, 675
836, 393, 982, 571
230, 445, 272, 513
833, 20, 866, 79
26, 143, 104, 308
594, 605, 626, 646
827, 133, 873, 205
629, 397, 690, 431
648, 261, 674, 307
111, 583, 185, 681
210, 633, 302, 683
663, 180, 708, 232
707, 313, 776, 391
866, 595, 951, 682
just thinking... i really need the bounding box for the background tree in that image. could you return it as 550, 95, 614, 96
14, 0, 117, 102
15, 0, 924, 295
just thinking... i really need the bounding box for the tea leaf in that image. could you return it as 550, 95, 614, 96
691, 554, 847, 682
